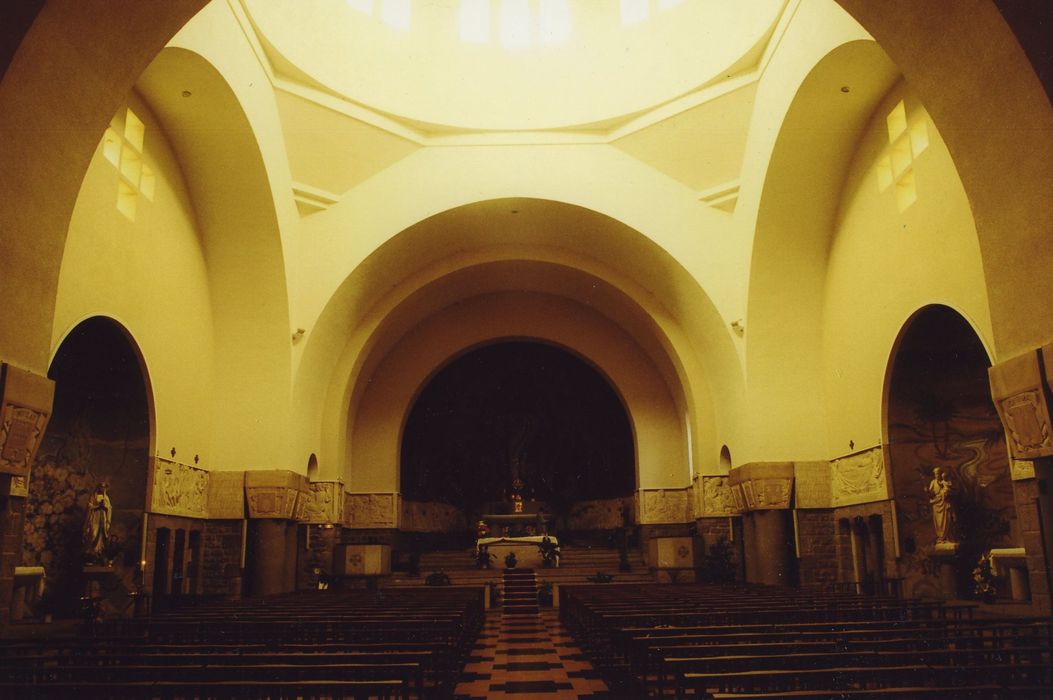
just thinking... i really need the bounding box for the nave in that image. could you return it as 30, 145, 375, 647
3, 577, 1052, 699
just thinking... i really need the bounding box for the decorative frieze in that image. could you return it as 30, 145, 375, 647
0, 364, 54, 478
344, 492, 398, 529
698, 476, 739, 516
989, 349, 1053, 459
152, 457, 209, 518
401, 499, 464, 532
245, 470, 308, 520
637, 487, 691, 524
831, 447, 887, 507
300, 479, 344, 525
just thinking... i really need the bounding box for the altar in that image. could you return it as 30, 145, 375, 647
477, 535, 559, 568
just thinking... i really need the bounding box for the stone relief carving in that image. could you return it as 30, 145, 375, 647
753, 477, 792, 508
639, 488, 690, 524
247, 488, 300, 519
0, 404, 49, 477
301, 481, 344, 525
831, 447, 887, 507
245, 471, 308, 520
1011, 459, 1036, 481
152, 458, 209, 518
9, 473, 28, 497
729, 483, 747, 512
700, 477, 738, 516
401, 499, 465, 532
345, 493, 398, 528
1000, 391, 1053, 458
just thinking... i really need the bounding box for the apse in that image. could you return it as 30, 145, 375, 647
23, 317, 151, 617
400, 341, 635, 517
886, 305, 1016, 598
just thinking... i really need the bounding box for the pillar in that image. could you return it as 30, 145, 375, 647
753, 509, 793, 586
251, 519, 288, 597
0, 364, 55, 624
244, 470, 309, 597
742, 513, 757, 583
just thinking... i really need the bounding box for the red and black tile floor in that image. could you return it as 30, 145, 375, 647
454, 609, 616, 698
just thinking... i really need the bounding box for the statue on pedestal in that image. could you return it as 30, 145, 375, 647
927, 466, 957, 545
83, 481, 112, 564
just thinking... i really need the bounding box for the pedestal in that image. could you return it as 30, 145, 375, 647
989, 547, 1030, 601
930, 542, 960, 599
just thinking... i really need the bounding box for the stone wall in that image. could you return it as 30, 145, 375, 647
201, 519, 243, 597
1013, 477, 1051, 613
297, 524, 339, 590
796, 509, 837, 586
0, 492, 26, 624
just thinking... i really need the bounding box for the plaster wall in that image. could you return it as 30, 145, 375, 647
54, 92, 216, 465
822, 82, 992, 458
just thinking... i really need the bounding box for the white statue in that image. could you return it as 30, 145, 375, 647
83, 481, 112, 563
927, 467, 956, 544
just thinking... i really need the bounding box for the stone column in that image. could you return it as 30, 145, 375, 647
742, 513, 758, 583
244, 470, 309, 597
729, 462, 795, 587
0, 364, 54, 624
753, 509, 794, 586
251, 519, 288, 597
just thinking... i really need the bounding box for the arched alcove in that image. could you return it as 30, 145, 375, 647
25, 317, 152, 617
718, 445, 733, 475
885, 305, 1016, 599
401, 341, 635, 521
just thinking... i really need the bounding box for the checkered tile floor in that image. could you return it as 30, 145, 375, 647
454, 609, 615, 698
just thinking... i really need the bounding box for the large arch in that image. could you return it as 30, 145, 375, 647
348, 291, 686, 497
292, 198, 733, 483
745, 38, 899, 462
133, 45, 294, 470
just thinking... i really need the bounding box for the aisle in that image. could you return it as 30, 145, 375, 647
454, 609, 611, 699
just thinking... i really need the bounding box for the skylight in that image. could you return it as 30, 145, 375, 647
347, 0, 411, 31
460, 0, 571, 49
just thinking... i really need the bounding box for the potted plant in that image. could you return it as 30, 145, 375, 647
537, 536, 560, 567
972, 552, 998, 603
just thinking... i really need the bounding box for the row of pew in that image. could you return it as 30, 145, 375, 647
560, 583, 1053, 698
0, 587, 485, 699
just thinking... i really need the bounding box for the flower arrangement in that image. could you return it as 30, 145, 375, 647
972, 552, 998, 602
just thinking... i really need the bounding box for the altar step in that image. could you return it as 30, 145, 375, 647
388, 544, 653, 587
503, 568, 539, 614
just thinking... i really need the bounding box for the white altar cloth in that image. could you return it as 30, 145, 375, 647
476, 535, 559, 568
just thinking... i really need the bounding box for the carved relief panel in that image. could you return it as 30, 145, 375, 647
638, 488, 691, 524
300, 480, 344, 525
0, 364, 54, 478
989, 349, 1053, 459
152, 458, 209, 518
245, 470, 308, 520
831, 447, 887, 507
344, 492, 398, 529
700, 476, 739, 516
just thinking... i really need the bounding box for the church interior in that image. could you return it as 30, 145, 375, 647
1, 0, 1053, 697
